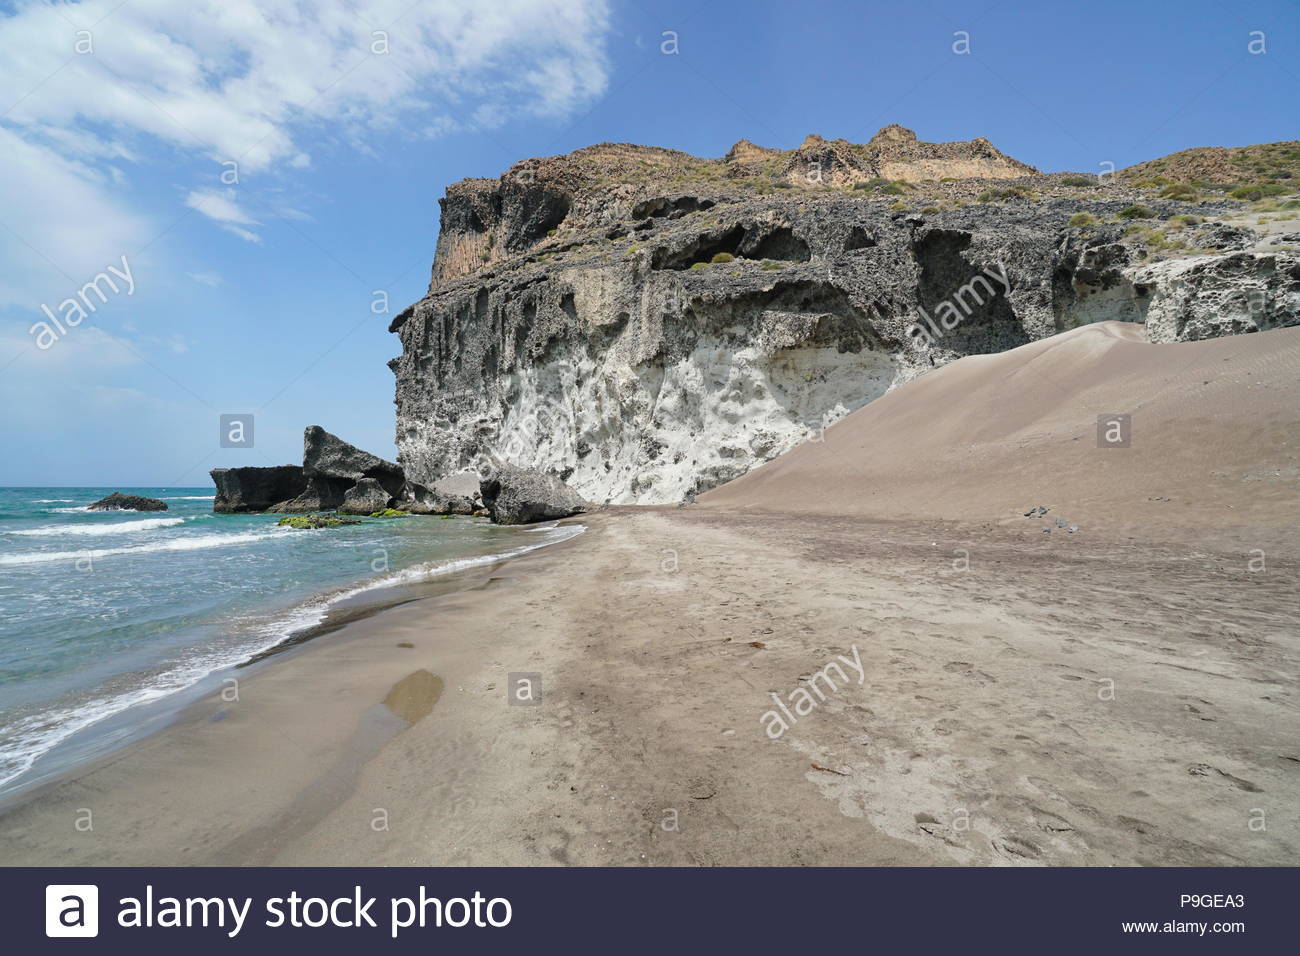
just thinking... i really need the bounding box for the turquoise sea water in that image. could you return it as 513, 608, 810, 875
0, 487, 580, 795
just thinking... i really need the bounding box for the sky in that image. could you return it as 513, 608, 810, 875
0, 0, 1296, 487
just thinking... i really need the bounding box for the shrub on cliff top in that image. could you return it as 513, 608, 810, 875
1158, 182, 1199, 200
852, 178, 905, 195
1118, 204, 1154, 219
977, 186, 1031, 203
1068, 212, 1096, 227
1230, 183, 1287, 201
710, 252, 735, 264
1060, 175, 1094, 187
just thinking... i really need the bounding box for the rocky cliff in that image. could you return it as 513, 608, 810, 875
390, 126, 1300, 505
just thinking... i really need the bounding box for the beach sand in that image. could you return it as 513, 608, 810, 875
1, 323, 1296, 866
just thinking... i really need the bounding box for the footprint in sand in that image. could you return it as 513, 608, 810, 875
1187, 763, 1263, 793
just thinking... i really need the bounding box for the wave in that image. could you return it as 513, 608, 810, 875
33, 499, 77, 503
48, 506, 89, 514
9, 517, 187, 537
0, 522, 585, 793
0, 528, 292, 565
163, 496, 214, 500
0, 656, 218, 793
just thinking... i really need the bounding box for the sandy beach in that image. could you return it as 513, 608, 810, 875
2, 323, 1296, 866
0, 506, 1295, 866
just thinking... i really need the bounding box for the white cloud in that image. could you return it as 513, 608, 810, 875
185, 187, 262, 241
184, 189, 257, 225
0, 0, 612, 301
187, 270, 222, 287
221, 224, 261, 243
2, 0, 611, 166
0, 126, 151, 307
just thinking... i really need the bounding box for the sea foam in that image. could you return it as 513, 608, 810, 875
8, 517, 187, 537
0, 527, 292, 565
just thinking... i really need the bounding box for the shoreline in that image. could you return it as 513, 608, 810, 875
0, 507, 1294, 866
0, 515, 585, 806
0, 513, 599, 862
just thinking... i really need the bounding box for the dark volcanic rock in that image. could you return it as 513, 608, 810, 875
305, 425, 404, 494
338, 477, 395, 515
211, 466, 306, 513
272, 426, 405, 512
88, 492, 168, 512
480, 466, 586, 525
271, 475, 350, 513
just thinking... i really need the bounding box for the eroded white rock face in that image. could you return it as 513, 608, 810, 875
446, 332, 899, 505
1132, 250, 1300, 343
393, 143, 1300, 505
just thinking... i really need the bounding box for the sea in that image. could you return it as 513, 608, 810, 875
0, 487, 581, 797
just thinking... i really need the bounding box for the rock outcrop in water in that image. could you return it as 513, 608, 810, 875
88, 492, 168, 512
271, 426, 405, 513
210, 425, 500, 517
276, 513, 361, 529
211, 466, 306, 513
388, 127, 1300, 506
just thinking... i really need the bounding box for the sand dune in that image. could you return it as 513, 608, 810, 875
704, 322, 1300, 545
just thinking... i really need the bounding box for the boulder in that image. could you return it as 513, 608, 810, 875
270, 475, 350, 513
338, 477, 395, 515
270, 426, 405, 512
479, 466, 587, 525
303, 425, 404, 496
88, 492, 168, 512
396, 480, 477, 515
211, 466, 306, 513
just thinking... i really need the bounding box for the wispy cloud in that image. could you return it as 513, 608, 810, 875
185, 188, 262, 242
0, 0, 612, 303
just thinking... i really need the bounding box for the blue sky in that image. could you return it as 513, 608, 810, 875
1, 0, 1296, 486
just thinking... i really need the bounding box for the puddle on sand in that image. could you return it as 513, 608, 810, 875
214, 669, 443, 861
382, 670, 443, 725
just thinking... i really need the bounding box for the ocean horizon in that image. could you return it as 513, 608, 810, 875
0, 486, 581, 797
